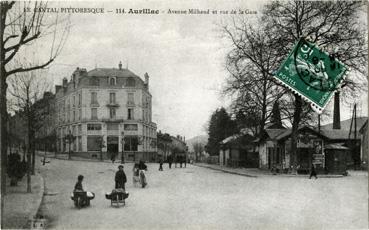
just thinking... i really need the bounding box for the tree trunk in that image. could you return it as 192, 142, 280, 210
27, 148, 31, 193
26, 106, 32, 193
31, 128, 35, 175
1, 4, 8, 227
31, 147, 35, 175
0, 70, 8, 228
290, 95, 302, 174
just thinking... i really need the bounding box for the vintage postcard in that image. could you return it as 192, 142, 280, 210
1, 0, 368, 229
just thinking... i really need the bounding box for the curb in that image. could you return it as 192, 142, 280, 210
24, 172, 45, 229
194, 164, 258, 178
194, 164, 344, 178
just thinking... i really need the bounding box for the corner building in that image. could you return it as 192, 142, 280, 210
55, 63, 157, 161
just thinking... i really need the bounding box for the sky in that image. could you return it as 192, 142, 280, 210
15, 0, 368, 140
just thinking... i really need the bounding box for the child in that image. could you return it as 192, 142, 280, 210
74, 175, 84, 191
132, 163, 140, 186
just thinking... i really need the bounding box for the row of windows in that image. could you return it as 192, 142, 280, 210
59, 91, 138, 115
91, 108, 134, 120
58, 108, 82, 124
58, 125, 82, 137
58, 135, 152, 152
89, 77, 136, 87
58, 107, 135, 123
91, 92, 134, 105
59, 122, 145, 136
87, 124, 101, 130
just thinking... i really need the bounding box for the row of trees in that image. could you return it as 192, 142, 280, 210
157, 131, 188, 159
210, 1, 367, 167
0, 3, 70, 221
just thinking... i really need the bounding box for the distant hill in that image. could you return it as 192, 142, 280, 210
186, 135, 208, 152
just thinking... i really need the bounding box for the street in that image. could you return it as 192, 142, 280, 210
38, 157, 367, 229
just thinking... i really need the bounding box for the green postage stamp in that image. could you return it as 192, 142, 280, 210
274, 38, 347, 113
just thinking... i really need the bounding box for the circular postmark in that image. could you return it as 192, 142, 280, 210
293, 38, 345, 92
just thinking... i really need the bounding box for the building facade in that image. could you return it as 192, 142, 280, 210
55, 63, 157, 161
157, 132, 188, 162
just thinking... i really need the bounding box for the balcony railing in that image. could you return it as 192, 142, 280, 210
106, 102, 120, 107
127, 101, 135, 106
101, 117, 124, 122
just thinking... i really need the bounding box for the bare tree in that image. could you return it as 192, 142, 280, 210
7, 70, 51, 192
261, 1, 367, 169
192, 142, 204, 162
222, 1, 367, 172
222, 18, 288, 137
0, 1, 70, 217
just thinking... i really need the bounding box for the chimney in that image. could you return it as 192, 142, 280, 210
43, 92, 52, 99
333, 91, 341, 129
55, 85, 62, 93
119, 61, 122, 70
144, 72, 149, 87
62, 77, 68, 87
72, 67, 87, 86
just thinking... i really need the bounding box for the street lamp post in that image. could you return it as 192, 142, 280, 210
121, 132, 125, 164
64, 130, 75, 160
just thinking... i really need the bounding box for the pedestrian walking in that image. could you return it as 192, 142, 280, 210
168, 155, 173, 169
309, 163, 318, 179
111, 152, 116, 164
115, 165, 127, 189
159, 158, 164, 171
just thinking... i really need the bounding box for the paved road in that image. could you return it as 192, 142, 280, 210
38, 157, 368, 229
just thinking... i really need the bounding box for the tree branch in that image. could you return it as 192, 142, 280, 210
6, 58, 54, 77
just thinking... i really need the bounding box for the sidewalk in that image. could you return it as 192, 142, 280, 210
194, 163, 346, 178
36, 151, 124, 164
3, 173, 44, 229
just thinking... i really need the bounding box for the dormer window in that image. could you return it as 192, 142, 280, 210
126, 77, 135, 87
90, 77, 99, 86
109, 77, 116, 86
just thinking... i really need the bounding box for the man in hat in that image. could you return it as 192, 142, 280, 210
115, 165, 127, 189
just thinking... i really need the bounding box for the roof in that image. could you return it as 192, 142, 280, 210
221, 134, 242, 144
265, 129, 287, 140
325, 143, 349, 150
320, 129, 359, 140
359, 120, 368, 134
264, 122, 285, 129
220, 133, 255, 146
87, 68, 142, 79
276, 126, 326, 141
321, 117, 368, 131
